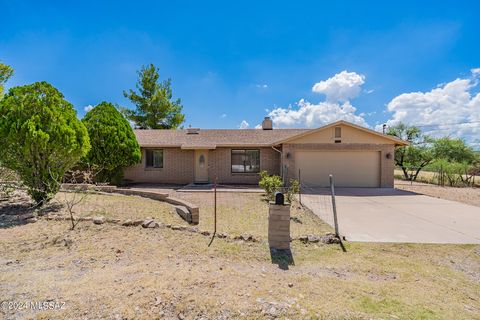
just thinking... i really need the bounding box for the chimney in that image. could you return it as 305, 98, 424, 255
262, 117, 273, 130
187, 127, 200, 134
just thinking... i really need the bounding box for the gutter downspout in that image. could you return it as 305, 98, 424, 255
271, 146, 284, 183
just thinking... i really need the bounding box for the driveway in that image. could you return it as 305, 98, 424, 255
300, 188, 480, 244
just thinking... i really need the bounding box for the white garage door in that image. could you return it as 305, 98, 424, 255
295, 151, 380, 187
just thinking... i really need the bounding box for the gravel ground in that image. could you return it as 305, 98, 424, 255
395, 180, 480, 207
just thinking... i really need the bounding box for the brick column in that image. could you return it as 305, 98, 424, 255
268, 203, 290, 250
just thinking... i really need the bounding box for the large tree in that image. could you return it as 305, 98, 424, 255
387, 123, 434, 181
82, 102, 141, 184
0, 82, 90, 204
123, 64, 185, 129
0, 62, 14, 97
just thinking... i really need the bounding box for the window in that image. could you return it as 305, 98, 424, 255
145, 149, 163, 168
334, 127, 342, 138
231, 149, 260, 173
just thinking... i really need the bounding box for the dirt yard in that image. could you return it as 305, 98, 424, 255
1, 190, 480, 319
395, 180, 480, 207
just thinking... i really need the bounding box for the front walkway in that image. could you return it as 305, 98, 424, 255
300, 187, 480, 244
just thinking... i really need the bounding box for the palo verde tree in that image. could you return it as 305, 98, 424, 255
387, 122, 434, 181
123, 64, 185, 129
0, 82, 90, 204
82, 102, 141, 184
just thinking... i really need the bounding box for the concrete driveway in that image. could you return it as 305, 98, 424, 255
300, 188, 480, 244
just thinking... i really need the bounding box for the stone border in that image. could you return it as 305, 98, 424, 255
42, 214, 339, 245
61, 184, 199, 224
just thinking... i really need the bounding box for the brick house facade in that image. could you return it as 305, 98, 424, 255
123, 119, 407, 187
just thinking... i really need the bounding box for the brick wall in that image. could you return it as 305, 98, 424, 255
208, 147, 281, 184
123, 147, 195, 184
282, 143, 395, 187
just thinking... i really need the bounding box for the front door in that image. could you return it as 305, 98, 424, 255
194, 150, 209, 183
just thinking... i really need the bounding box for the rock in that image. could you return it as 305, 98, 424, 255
307, 234, 320, 243
121, 219, 133, 226
132, 219, 144, 226
288, 283, 293, 288
200, 230, 210, 236
298, 235, 308, 243
171, 225, 187, 231
174, 205, 192, 223
320, 233, 341, 244
142, 220, 159, 228
242, 234, 253, 241
266, 306, 278, 317
177, 313, 185, 320
25, 217, 38, 223
217, 233, 227, 239
93, 216, 106, 225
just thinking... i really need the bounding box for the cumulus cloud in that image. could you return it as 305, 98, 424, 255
238, 120, 249, 129
255, 84, 268, 89
84, 105, 94, 112
312, 71, 365, 102
266, 71, 368, 128
380, 69, 480, 147
268, 99, 368, 128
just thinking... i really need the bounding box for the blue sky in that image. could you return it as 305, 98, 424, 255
1, 1, 479, 145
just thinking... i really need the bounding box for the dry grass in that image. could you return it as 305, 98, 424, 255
395, 180, 480, 207
1, 192, 480, 319
167, 192, 332, 239
52, 191, 187, 224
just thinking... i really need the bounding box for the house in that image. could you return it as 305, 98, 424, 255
124, 118, 408, 188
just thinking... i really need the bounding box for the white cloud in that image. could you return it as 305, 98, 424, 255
471, 67, 480, 75
312, 70, 365, 102
238, 120, 249, 129
266, 71, 368, 129
220, 113, 227, 118
255, 84, 268, 89
268, 99, 368, 129
380, 70, 480, 147
84, 105, 94, 112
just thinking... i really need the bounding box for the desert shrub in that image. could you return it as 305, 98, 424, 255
0, 82, 90, 204
259, 170, 283, 201
82, 102, 141, 185
286, 179, 300, 203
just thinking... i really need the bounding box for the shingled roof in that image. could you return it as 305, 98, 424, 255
134, 128, 310, 148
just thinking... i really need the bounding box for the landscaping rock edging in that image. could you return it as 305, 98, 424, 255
42, 214, 340, 245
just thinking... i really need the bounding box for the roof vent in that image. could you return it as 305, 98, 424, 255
262, 117, 273, 130
187, 127, 200, 134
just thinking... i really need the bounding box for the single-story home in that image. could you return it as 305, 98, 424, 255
124, 118, 408, 188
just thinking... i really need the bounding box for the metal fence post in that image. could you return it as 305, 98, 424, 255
298, 168, 302, 205
329, 174, 339, 237
208, 175, 217, 247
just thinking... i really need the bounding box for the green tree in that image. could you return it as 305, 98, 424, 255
432, 137, 476, 163
82, 102, 141, 184
123, 64, 185, 129
387, 123, 434, 181
0, 82, 90, 204
0, 62, 14, 97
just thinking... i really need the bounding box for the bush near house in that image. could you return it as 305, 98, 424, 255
0, 82, 90, 204
82, 102, 141, 185
259, 171, 300, 203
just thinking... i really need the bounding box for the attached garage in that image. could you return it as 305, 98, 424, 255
294, 150, 381, 188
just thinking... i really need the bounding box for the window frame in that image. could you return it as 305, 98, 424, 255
145, 149, 164, 169
230, 149, 260, 174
